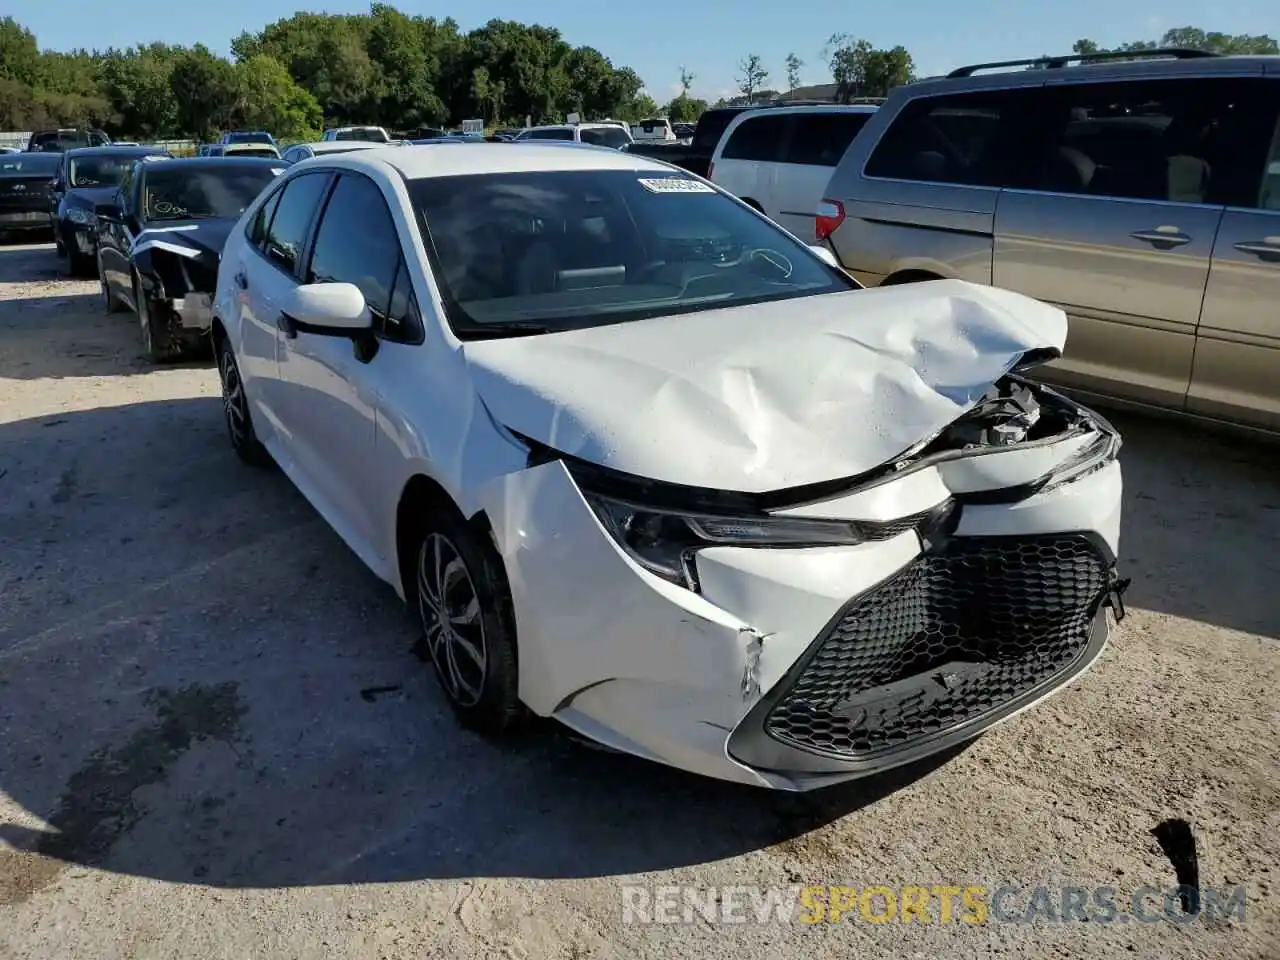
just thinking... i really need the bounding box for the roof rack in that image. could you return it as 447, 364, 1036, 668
946, 47, 1221, 78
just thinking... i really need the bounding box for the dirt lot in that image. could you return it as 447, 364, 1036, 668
0, 239, 1276, 960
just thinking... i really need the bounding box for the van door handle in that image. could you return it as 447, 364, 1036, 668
1232, 239, 1280, 262
233, 271, 249, 290
1130, 228, 1191, 249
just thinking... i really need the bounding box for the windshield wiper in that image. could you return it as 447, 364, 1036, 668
458, 321, 557, 339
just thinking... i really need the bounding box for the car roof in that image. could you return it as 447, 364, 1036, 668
144, 156, 283, 171
64, 146, 167, 158
906, 51, 1280, 96
320, 142, 681, 179
301, 141, 385, 152
733, 103, 879, 116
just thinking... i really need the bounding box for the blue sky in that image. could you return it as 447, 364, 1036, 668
8, 0, 1277, 102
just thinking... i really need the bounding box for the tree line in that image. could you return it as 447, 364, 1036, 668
1, 11, 1275, 141
0, 5, 658, 140
731, 26, 1277, 106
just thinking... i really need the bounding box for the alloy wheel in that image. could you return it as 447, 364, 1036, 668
417, 533, 487, 708
217, 344, 249, 448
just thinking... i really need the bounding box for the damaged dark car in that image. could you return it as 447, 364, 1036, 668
96, 155, 283, 362
52, 145, 170, 275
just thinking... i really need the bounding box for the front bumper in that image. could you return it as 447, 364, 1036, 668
0, 210, 52, 231
479, 448, 1125, 791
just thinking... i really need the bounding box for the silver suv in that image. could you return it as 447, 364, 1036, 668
820, 49, 1280, 435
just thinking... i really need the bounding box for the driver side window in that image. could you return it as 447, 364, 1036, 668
304, 172, 423, 344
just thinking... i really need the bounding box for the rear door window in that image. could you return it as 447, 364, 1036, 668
864, 90, 1041, 187
784, 112, 874, 166
721, 114, 790, 162
1027, 78, 1275, 208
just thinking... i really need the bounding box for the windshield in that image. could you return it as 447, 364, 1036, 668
336, 128, 388, 142
68, 154, 142, 188
0, 154, 60, 177
143, 166, 279, 221
579, 127, 631, 149
411, 170, 853, 338
227, 132, 272, 144
522, 128, 574, 141
227, 147, 279, 158
30, 131, 108, 151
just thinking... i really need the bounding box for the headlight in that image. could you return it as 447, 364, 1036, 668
580, 490, 866, 590
66, 207, 94, 225
1037, 417, 1122, 494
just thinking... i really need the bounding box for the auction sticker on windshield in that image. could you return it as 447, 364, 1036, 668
637, 177, 715, 194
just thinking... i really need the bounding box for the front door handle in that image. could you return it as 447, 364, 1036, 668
233, 271, 248, 290
1130, 227, 1191, 249
1232, 239, 1280, 262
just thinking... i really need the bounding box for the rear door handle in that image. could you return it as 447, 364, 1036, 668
1130, 228, 1191, 249
1232, 239, 1280, 262
233, 271, 248, 290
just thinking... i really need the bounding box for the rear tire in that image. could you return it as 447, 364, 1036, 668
411, 506, 524, 736
215, 332, 271, 467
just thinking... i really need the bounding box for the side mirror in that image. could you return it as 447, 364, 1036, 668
809, 244, 840, 269
280, 282, 372, 337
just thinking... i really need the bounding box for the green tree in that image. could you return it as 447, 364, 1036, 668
663, 94, 707, 123
825, 35, 913, 100
784, 52, 803, 94
1072, 27, 1277, 61
235, 55, 322, 140
736, 54, 768, 104
170, 45, 239, 141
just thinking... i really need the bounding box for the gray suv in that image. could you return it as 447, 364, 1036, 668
820, 49, 1280, 435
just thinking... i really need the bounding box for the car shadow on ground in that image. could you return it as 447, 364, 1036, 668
0, 396, 1275, 899
0, 397, 965, 899
0, 291, 213, 379
1102, 409, 1279, 639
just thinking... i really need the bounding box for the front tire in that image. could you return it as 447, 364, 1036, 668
135, 276, 183, 363
414, 509, 523, 735
99, 254, 123, 314
215, 333, 271, 467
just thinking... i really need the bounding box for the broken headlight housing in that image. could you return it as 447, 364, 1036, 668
584, 494, 867, 589
1035, 410, 1122, 495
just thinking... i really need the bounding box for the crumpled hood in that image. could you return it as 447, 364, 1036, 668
64, 186, 117, 208
131, 219, 235, 261
463, 279, 1068, 493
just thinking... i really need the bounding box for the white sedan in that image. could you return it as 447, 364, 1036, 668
211, 143, 1128, 791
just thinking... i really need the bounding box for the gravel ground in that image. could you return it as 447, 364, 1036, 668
0, 239, 1276, 960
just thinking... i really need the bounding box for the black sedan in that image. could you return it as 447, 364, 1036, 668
0, 153, 60, 242
51, 145, 170, 275
97, 156, 284, 362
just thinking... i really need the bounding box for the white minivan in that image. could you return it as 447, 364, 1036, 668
709, 104, 877, 239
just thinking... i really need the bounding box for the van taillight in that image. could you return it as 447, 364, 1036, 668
815, 198, 845, 241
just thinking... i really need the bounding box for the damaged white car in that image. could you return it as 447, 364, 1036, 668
212, 144, 1128, 790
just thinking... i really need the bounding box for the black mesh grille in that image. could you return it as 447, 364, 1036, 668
765, 535, 1110, 759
